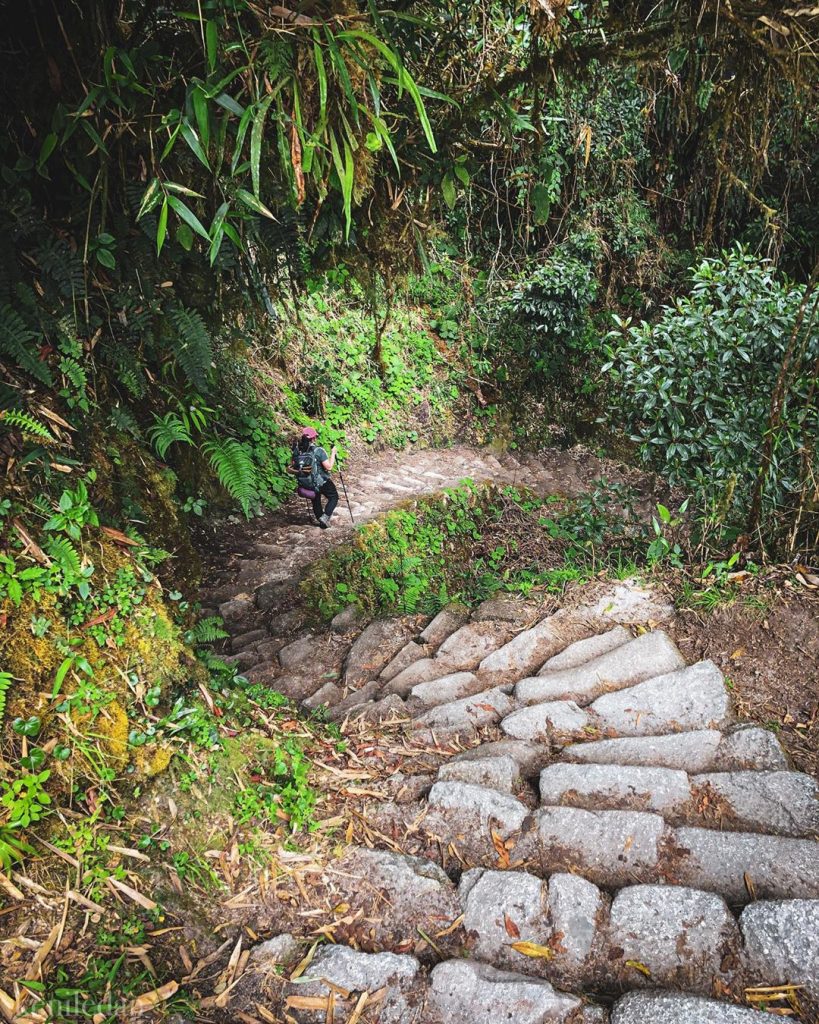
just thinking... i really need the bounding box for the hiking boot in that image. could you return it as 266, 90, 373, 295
318, 514, 330, 529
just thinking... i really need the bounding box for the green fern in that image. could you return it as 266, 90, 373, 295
0, 671, 12, 727
109, 405, 141, 437
0, 302, 52, 385
44, 536, 82, 579
203, 439, 259, 516
58, 355, 88, 398
0, 408, 54, 442
148, 412, 193, 459
185, 616, 229, 646
168, 303, 213, 393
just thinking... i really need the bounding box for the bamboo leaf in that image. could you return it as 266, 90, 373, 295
324, 28, 358, 127
205, 20, 218, 73
231, 104, 254, 173
166, 194, 210, 241
215, 92, 244, 117
251, 93, 276, 197
156, 197, 169, 255
192, 86, 210, 151
329, 130, 354, 239
137, 178, 162, 220
235, 188, 277, 220
313, 33, 328, 129
180, 121, 210, 170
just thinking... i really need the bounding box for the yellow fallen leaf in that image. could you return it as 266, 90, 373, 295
511, 941, 554, 960
625, 959, 652, 977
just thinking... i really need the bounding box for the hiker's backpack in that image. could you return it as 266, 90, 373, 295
292, 443, 320, 494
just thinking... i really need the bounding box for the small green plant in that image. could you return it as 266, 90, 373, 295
1, 770, 53, 827
646, 501, 689, 567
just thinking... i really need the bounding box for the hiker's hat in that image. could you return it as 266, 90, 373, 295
302, 426, 318, 439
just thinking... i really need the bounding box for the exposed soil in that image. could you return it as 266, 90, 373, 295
668, 587, 819, 780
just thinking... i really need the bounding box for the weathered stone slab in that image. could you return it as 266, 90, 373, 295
461, 869, 549, 972
611, 991, 768, 1023
667, 827, 819, 902
218, 596, 256, 630
380, 639, 430, 685
540, 627, 631, 672
344, 617, 416, 687
592, 661, 732, 736
479, 613, 593, 686
546, 872, 606, 986
327, 848, 461, 953
438, 755, 521, 793
690, 770, 819, 837
231, 627, 267, 652
607, 884, 740, 993
410, 671, 487, 708
302, 681, 343, 709
250, 932, 301, 967
472, 596, 541, 624
740, 900, 819, 999
326, 679, 379, 722
518, 630, 686, 706
563, 731, 723, 773
713, 727, 789, 771
278, 633, 318, 670
453, 739, 552, 778
435, 620, 518, 670
501, 701, 593, 743
539, 763, 692, 816
386, 657, 448, 697
427, 781, 529, 838
346, 693, 408, 724
420, 602, 471, 644
330, 604, 368, 633
585, 580, 674, 624
286, 946, 419, 1023
426, 960, 582, 1024
414, 687, 515, 735
530, 807, 665, 888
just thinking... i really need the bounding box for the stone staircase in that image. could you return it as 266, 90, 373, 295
198, 449, 819, 1023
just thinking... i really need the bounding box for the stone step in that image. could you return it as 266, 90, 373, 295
409, 671, 493, 709
587, 660, 733, 737
413, 687, 515, 737
517, 630, 686, 706
538, 764, 819, 836
540, 626, 632, 671
611, 992, 769, 1022
739, 899, 819, 1000
452, 739, 552, 778
562, 727, 788, 773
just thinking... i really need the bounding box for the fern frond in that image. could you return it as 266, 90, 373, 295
0, 409, 55, 442
148, 412, 193, 459
168, 304, 213, 393
44, 536, 81, 579
59, 356, 88, 394
202, 439, 259, 516
0, 302, 52, 385
185, 616, 229, 646
0, 671, 12, 727
109, 405, 141, 437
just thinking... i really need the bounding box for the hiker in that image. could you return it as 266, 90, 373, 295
291, 426, 339, 529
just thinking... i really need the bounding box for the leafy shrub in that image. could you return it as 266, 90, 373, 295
604, 247, 818, 549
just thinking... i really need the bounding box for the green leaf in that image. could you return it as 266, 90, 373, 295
324, 28, 358, 124
441, 171, 456, 210
251, 93, 276, 198
37, 132, 58, 170
235, 188, 276, 220
137, 179, 162, 220
160, 123, 181, 161
313, 33, 328, 129
156, 197, 169, 255
180, 121, 210, 170
96, 248, 116, 269
192, 85, 210, 151
166, 194, 210, 241
329, 130, 354, 239
231, 104, 254, 173
53, 657, 73, 698
165, 181, 206, 199
454, 164, 470, 187
215, 92, 244, 117
176, 223, 194, 250
657, 503, 672, 524
206, 20, 218, 73
208, 201, 229, 263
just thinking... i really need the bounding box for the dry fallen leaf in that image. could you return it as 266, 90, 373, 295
511, 941, 554, 960
504, 914, 521, 939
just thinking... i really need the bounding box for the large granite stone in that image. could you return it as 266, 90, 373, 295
438, 755, 521, 793
540, 627, 631, 672
740, 900, 819, 999
479, 613, 594, 687
539, 763, 692, 816
426, 960, 582, 1024
420, 603, 471, 645
591, 661, 732, 736
690, 770, 819, 837
410, 671, 489, 708
461, 869, 549, 972
414, 687, 515, 735
611, 991, 769, 1023
530, 807, 665, 888
713, 726, 789, 771
546, 872, 606, 986
435, 620, 518, 669
285, 945, 419, 1023
453, 739, 552, 778
427, 781, 530, 838
607, 884, 740, 993
563, 731, 723, 773
517, 630, 686, 706
501, 701, 593, 743
344, 617, 416, 687
667, 827, 819, 902
472, 596, 541, 624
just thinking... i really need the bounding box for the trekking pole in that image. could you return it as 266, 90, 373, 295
337, 464, 355, 526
